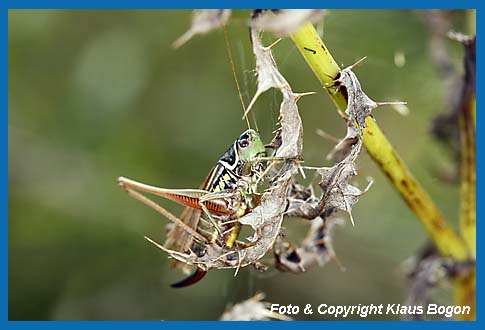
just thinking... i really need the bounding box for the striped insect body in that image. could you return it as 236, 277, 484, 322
118, 129, 270, 287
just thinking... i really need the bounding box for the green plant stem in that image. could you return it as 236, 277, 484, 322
459, 97, 476, 258
289, 22, 469, 261
460, 8, 476, 261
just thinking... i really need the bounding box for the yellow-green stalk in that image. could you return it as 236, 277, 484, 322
455, 9, 476, 320
290, 22, 468, 260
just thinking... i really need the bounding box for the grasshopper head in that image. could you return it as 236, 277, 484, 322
236, 129, 266, 161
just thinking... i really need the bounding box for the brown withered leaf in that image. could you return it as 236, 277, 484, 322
316, 143, 373, 226
332, 59, 407, 133
286, 129, 372, 228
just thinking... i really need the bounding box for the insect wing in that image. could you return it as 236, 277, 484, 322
164, 206, 202, 266
163, 166, 216, 269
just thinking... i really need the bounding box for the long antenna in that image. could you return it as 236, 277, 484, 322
237, 40, 259, 133
223, 25, 251, 130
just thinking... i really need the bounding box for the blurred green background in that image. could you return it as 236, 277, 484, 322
8, 10, 470, 320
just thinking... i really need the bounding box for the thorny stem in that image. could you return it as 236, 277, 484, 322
289, 23, 469, 261
455, 11, 476, 320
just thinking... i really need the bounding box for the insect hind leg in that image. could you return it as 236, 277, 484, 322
117, 177, 208, 244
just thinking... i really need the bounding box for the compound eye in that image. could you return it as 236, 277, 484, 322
238, 139, 249, 148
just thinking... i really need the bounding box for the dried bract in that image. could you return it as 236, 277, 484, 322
173, 10, 231, 48
285, 131, 372, 228
220, 292, 292, 321
275, 212, 342, 273
402, 243, 474, 320
251, 10, 324, 37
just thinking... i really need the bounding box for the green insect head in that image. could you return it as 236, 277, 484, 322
236, 129, 266, 162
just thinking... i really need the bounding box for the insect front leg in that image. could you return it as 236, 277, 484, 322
250, 155, 302, 186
